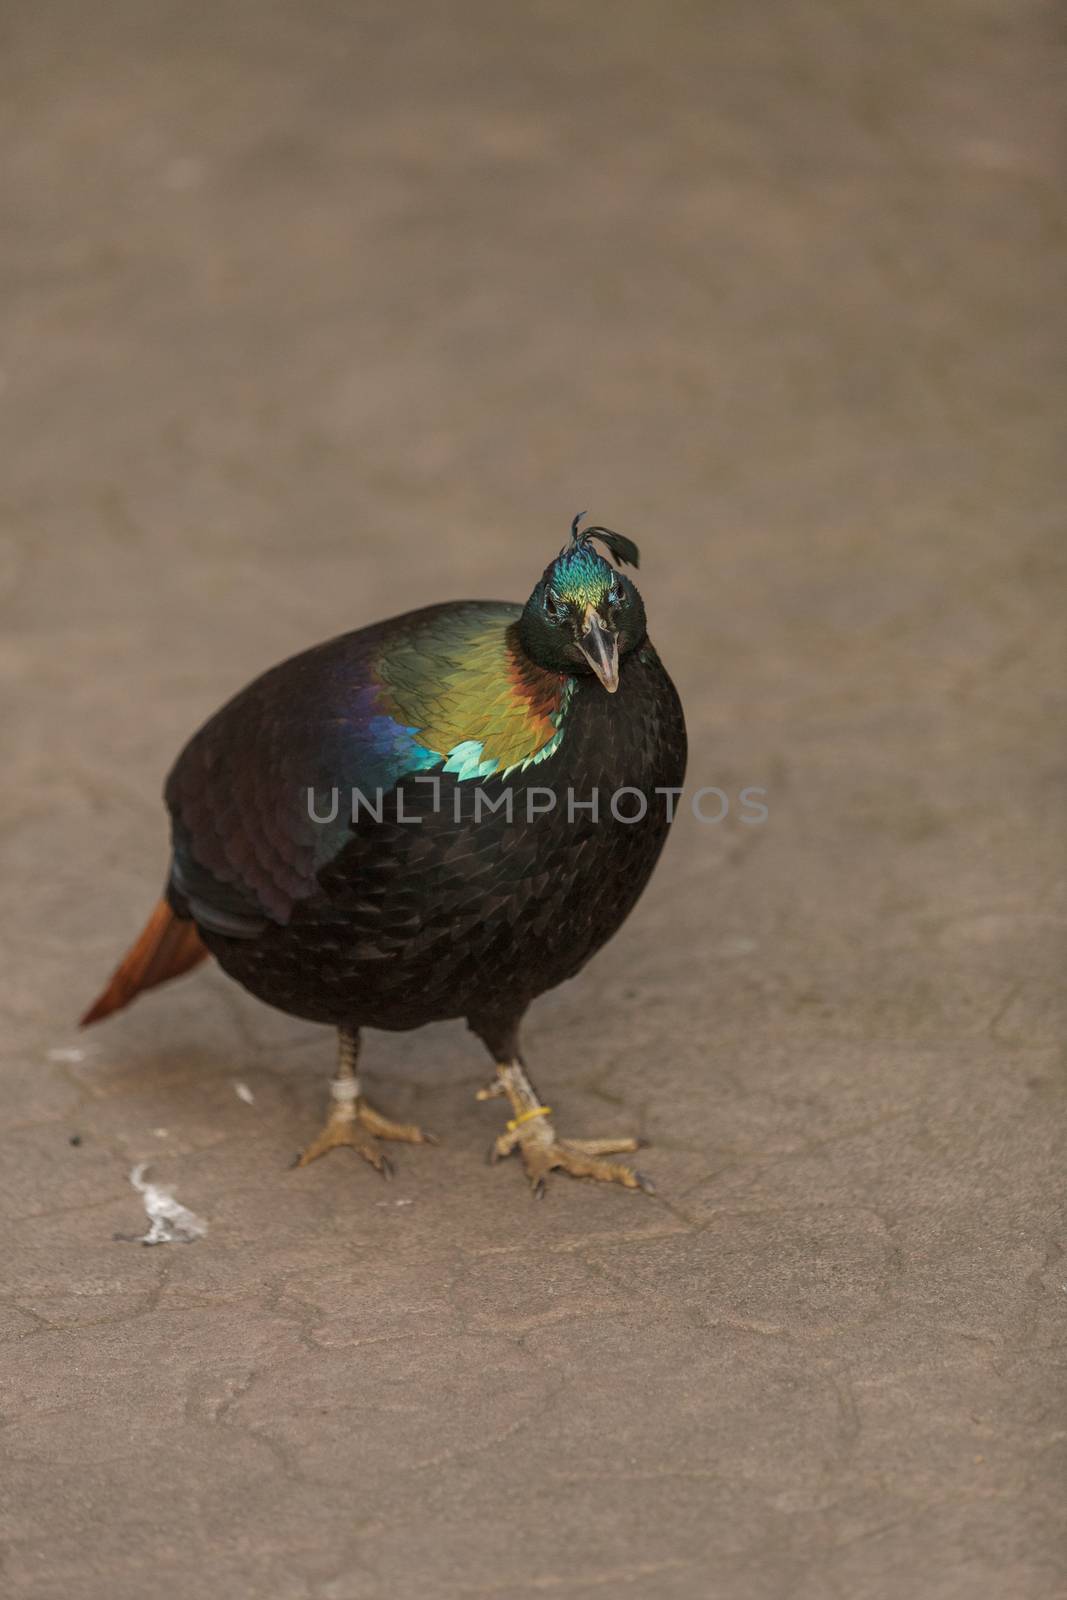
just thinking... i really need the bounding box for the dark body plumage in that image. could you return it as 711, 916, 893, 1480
84, 524, 687, 1192
165, 605, 686, 1036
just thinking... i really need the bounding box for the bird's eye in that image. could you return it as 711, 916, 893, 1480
607, 583, 622, 608
543, 590, 563, 620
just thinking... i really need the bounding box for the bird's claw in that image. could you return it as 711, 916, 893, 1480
293, 1097, 435, 1174
491, 1121, 652, 1196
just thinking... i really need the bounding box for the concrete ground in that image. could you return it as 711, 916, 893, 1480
2, 3, 1063, 1596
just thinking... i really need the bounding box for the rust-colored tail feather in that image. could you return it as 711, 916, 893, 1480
80, 900, 208, 1026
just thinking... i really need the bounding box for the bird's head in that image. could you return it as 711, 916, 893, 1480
519, 515, 647, 693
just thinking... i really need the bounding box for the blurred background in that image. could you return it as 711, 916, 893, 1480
2, 4, 1064, 1598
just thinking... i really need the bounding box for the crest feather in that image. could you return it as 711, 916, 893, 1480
567, 512, 640, 570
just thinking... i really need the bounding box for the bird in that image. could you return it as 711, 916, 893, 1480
81, 516, 687, 1195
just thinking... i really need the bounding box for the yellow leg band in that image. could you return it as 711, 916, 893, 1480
507, 1105, 552, 1132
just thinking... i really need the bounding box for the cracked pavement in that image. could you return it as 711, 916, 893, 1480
1, 3, 1064, 1597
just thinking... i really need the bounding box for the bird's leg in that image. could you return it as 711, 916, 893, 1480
294, 1027, 437, 1174
476, 1058, 651, 1198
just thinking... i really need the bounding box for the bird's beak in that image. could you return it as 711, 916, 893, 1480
579, 605, 620, 693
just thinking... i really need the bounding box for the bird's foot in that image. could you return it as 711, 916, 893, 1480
294, 1086, 438, 1175
479, 1066, 651, 1197
494, 1121, 651, 1197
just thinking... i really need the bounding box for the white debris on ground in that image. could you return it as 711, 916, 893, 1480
234, 1081, 255, 1104
48, 1045, 97, 1064
128, 1163, 208, 1246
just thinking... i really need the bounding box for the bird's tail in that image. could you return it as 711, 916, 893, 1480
80, 899, 208, 1026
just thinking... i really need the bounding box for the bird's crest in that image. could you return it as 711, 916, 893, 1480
565, 512, 640, 571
